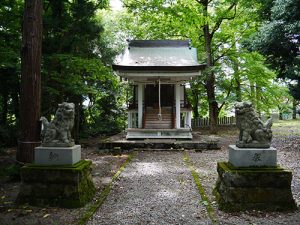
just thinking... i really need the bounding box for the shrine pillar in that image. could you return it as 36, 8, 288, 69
138, 84, 143, 128
175, 83, 181, 128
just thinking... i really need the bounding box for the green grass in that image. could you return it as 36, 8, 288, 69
273, 119, 300, 128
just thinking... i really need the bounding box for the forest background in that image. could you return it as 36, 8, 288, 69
0, 0, 299, 147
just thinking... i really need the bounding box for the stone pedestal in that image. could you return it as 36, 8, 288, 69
228, 145, 277, 167
214, 162, 297, 211
35, 145, 81, 165
17, 160, 95, 208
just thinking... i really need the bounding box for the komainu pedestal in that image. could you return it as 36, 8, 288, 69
17, 160, 95, 208
214, 102, 297, 211
17, 102, 95, 208
214, 162, 297, 211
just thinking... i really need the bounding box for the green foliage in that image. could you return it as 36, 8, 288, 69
119, 0, 287, 118
251, 0, 300, 100
0, 0, 22, 145
41, 0, 126, 138
0, 0, 127, 147
1, 0, 297, 143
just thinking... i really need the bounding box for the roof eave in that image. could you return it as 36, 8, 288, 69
112, 64, 207, 72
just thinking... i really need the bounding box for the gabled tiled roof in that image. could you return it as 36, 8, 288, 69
112, 40, 206, 72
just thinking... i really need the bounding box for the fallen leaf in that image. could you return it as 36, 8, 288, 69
201, 200, 209, 206
43, 214, 50, 218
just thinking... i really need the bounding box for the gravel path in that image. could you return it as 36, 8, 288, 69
88, 151, 212, 225
88, 135, 300, 225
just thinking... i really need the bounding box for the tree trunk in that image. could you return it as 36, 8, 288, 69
17, 0, 43, 163
203, 23, 218, 134
292, 99, 297, 119
278, 106, 283, 120
255, 84, 261, 116
250, 81, 256, 109
233, 61, 242, 102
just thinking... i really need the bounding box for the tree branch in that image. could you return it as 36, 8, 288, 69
195, 0, 213, 5
210, 3, 237, 38
218, 80, 233, 111
213, 27, 249, 63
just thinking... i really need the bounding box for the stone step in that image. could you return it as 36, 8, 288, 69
146, 112, 172, 115
145, 107, 173, 129
145, 125, 172, 129
145, 118, 172, 121
145, 121, 172, 125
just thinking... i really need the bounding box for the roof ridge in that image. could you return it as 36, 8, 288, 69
128, 40, 191, 48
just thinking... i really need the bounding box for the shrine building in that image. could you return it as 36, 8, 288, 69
112, 40, 206, 139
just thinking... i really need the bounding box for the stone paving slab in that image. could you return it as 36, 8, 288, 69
98, 132, 221, 151
88, 151, 212, 225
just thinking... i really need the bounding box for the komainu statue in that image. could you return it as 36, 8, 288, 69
40, 102, 75, 147
235, 102, 272, 148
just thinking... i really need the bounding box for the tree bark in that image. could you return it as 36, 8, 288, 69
197, 0, 237, 134
201, 1, 218, 134
292, 99, 297, 119
203, 24, 218, 134
233, 59, 242, 102
17, 0, 43, 163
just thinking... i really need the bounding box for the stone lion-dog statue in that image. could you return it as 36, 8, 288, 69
235, 102, 272, 148
40, 102, 75, 147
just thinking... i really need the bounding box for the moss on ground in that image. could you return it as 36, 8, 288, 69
183, 151, 218, 225
77, 152, 134, 225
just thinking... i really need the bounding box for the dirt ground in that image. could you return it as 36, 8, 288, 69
0, 119, 299, 225
0, 146, 129, 225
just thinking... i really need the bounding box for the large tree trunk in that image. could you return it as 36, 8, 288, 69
203, 24, 218, 134
17, 0, 43, 163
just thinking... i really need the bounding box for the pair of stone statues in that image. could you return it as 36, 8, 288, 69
40, 101, 272, 148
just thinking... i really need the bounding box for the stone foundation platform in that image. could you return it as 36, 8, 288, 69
17, 160, 95, 208
98, 132, 220, 151
214, 162, 297, 211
